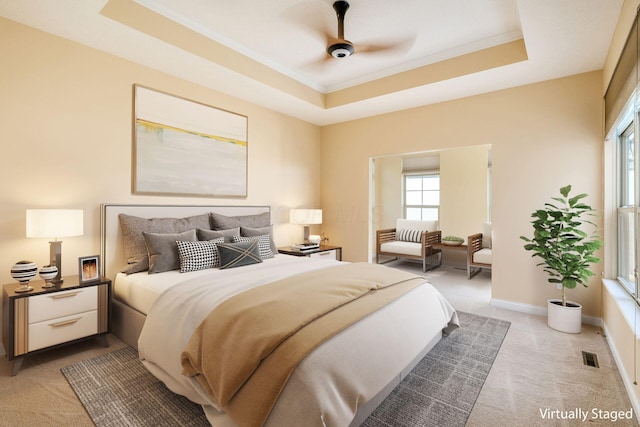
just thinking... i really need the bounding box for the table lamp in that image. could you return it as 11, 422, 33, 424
290, 209, 322, 243
26, 209, 84, 284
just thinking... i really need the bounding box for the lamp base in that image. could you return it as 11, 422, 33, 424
49, 240, 63, 282
15, 285, 33, 293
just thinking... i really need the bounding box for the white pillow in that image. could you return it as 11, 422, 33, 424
396, 219, 438, 232
395, 219, 438, 242
233, 235, 274, 259
482, 222, 492, 248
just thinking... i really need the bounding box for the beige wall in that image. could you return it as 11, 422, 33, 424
439, 145, 490, 238
373, 156, 403, 231
321, 71, 603, 316
0, 18, 322, 345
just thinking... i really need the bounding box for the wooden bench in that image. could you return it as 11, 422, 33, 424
376, 219, 442, 272
467, 222, 492, 279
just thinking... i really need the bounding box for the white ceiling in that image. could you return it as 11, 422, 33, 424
0, 0, 624, 125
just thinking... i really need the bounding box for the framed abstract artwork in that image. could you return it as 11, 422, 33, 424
133, 85, 248, 198
79, 255, 100, 284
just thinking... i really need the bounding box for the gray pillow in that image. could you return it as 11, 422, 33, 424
210, 212, 270, 230
143, 229, 198, 274
217, 240, 263, 269
240, 225, 276, 253
119, 213, 210, 273
122, 258, 149, 275
197, 227, 240, 243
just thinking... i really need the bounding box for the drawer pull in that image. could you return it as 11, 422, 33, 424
318, 252, 330, 256
49, 318, 80, 327
50, 292, 80, 300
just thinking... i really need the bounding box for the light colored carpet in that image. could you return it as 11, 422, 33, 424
388, 260, 638, 427
1, 263, 636, 426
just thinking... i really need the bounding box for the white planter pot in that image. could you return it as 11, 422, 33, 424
547, 299, 582, 334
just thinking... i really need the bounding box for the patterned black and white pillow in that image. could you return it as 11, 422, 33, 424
176, 237, 225, 272
232, 235, 274, 259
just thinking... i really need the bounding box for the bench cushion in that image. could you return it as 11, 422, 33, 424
473, 248, 492, 264
380, 241, 423, 257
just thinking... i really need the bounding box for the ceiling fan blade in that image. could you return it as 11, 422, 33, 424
280, 1, 336, 47
356, 36, 417, 56
301, 52, 334, 71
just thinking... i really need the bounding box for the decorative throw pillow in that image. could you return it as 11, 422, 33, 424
482, 222, 492, 248
119, 213, 210, 273
210, 212, 270, 230
240, 225, 277, 253
197, 227, 240, 243
143, 229, 198, 274
176, 238, 225, 272
233, 235, 274, 259
217, 240, 263, 269
397, 228, 423, 243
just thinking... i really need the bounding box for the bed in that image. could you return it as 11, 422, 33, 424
100, 204, 459, 427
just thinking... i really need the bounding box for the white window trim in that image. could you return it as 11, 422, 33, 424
402, 172, 440, 221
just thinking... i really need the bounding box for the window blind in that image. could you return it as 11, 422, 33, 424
605, 10, 639, 133
402, 155, 440, 173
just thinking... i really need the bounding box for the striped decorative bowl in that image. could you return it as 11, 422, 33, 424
39, 264, 58, 287
11, 260, 38, 283
11, 260, 37, 292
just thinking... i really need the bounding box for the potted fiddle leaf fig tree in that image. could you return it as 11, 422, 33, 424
520, 185, 602, 334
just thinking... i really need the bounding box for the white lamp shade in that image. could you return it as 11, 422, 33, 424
26, 209, 84, 238
290, 209, 322, 225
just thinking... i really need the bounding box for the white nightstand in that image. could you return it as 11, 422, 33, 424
2, 275, 110, 375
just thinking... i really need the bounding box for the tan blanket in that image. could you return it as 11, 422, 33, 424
181, 262, 425, 427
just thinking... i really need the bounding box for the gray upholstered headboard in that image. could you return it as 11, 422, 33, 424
100, 204, 271, 279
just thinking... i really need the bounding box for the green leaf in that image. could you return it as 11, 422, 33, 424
568, 193, 588, 206
559, 185, 572, 198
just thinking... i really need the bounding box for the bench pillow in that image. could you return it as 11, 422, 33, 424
395, 219, 438, 243
482, 222, 492, 248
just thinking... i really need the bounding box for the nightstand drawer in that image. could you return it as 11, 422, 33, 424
28, 287, 97, 323
28, 310, 98, 352
310, 249, 337, 260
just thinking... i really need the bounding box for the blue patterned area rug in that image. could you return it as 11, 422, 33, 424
62, 311, 509, 427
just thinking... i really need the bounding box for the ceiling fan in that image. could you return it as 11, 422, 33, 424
325, 1, 412, 60
327, 1, 355, 58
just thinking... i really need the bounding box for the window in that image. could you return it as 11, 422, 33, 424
404, 174, 439, 221
617, 122, 638, 295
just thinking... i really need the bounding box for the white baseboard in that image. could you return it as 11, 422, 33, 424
602, 321, 640, 424
489, 298, 602, 327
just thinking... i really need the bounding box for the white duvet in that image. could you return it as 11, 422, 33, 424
136, 255, 458, 427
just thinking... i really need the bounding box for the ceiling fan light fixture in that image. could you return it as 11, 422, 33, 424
328, 42, 354, 58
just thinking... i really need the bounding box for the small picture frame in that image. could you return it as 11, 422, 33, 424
79, 255, 100, 284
